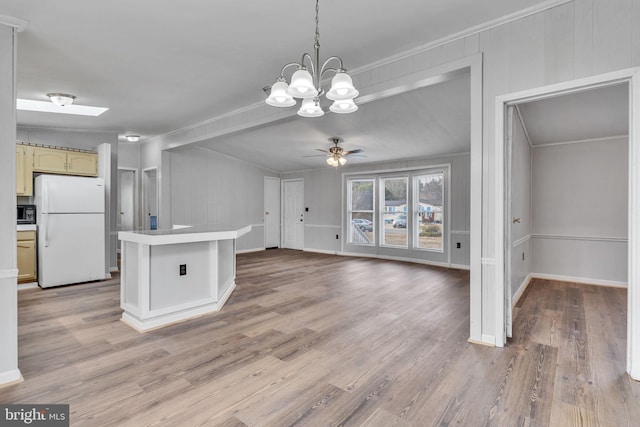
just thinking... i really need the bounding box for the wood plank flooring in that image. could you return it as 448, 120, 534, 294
1, 249, 639, 426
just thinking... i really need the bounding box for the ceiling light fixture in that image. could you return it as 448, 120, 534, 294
125, 135, 140, 142
326, 154, 347, 167
265, 0, 358, 117
17, 99, 109, 116
47, 93, 76, 106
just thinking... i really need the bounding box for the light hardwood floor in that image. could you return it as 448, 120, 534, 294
1, 249, 639, 426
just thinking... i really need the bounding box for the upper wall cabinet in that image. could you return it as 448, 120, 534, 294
33, 146, 67, 174
32, 146, 98, 177
66, 151, 99, 176
16, 144, 34, 196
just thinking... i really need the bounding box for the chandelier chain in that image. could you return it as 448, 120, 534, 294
314, 0, 320, 48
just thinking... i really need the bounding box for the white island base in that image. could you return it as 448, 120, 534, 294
118, 225, 251, 332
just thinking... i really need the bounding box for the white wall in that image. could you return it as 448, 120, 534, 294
531, 137, 628, 285
510, 109, 532, 303
118, 142, 140, 170
168, 145, 278, 251
0, 23, 21, 386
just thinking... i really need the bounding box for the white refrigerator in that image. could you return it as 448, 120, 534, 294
35, 175, 106, 288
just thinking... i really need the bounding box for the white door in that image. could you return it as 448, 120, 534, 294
143, 168, 158, 230
264, 177, 281, 248
118, 169, 135, 232
282, 179, 304, 250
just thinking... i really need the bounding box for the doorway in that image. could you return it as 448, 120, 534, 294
496, 68, 640, 380
142, 168, 158, 230
264, 177, 281, 249
117, 168, 136, 251
282, 179, 304, 250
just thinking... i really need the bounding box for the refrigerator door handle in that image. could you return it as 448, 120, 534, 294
43, 214, 49, 247
43, 181, 49, 247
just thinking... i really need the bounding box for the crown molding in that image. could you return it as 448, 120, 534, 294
0, 14, 28, 32
349, 0, 573, 76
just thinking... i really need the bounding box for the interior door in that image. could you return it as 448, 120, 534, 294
282, 179, 304, 250
505, 106, 514, 339
118, 169, 136, 253
143, 168, 158, 230
264, 177, 281, 248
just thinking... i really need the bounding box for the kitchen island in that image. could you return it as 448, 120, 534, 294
118, 224, 251, 331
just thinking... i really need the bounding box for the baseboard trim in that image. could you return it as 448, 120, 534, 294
468, 338, 495, 348
531, 273, 627, 288
236, 248, 265, 254
121, 283, 236, 332
303, 248, 340, 255
18, 282, 39, 291
450, 263, 471, 271
0, 369, 23, 388
512, 273, 533, 308
340, 251, 454, 269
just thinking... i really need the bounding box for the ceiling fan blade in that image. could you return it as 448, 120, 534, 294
303, 154, 329, 157
343, 149, 363, 155
315, 148, 329, 153
346, 154, 367, 158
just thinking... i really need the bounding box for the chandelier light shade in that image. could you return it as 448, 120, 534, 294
47, 93, 76, 106
298, 98, 324, 118
330, 98, 358, 114
265, 79, 296, 107
265, 0, 358, 117
326, 71, 358, 100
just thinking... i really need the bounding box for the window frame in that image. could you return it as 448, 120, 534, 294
379, 175, 409, 249
347, 178, 376, 246
413, 169, 446, 253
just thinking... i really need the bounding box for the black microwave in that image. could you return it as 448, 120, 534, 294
17, 204, 36, 224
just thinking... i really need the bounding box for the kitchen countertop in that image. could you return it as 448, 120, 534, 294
118, 224, 251, 245
17, 224, 37, 231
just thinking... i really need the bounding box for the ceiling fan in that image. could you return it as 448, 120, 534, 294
306, 137, 365, 167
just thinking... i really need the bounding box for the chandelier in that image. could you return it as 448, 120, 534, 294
265, 0, 358, 117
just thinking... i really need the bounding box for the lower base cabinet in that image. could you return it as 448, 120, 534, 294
17, 230, 37, 283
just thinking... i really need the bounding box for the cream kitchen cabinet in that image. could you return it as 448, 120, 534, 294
66, 151, 98, 176
32, 146, 98, 177
16, 144, 34, 196
17, 230, 37, 283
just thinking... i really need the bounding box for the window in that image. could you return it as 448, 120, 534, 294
345, 166, 447, 253
414, 171, 444, 251
381, 177, 408, 247
348, 179, 375, 245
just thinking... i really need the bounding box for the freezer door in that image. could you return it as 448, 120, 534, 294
36, 175, 105, 213
38, 213, 105, 288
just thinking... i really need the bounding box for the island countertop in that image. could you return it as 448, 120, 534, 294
118, 224, 251, 245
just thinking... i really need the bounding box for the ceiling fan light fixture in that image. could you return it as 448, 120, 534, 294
329, 98, 358, 114
338, 156, 347, 165
298, 98, 324, 117
326, 71, 359, 100
125, 135, 140, 142
326, 156, 339, 167
47, 93, 76, 106
266, 79, 296, 107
